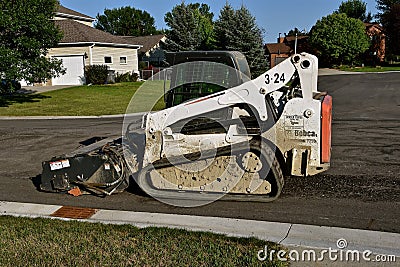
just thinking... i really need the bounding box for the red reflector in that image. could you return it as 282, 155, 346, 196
321, 95, 332, 163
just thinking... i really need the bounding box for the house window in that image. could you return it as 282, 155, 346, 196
104, 56, 112, 64
120, 56, 127, 64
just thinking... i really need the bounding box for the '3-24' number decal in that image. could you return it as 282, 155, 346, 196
265, 73, 285, 85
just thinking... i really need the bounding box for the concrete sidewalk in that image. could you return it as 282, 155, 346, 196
0, 200, 399, 265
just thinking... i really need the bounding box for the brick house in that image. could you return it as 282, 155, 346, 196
364, 23, 385, 64
264, 42, 291, 68
265, 24, 386, 67
265, 36, 309, 68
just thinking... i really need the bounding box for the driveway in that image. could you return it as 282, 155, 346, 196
18, 85, 75, 94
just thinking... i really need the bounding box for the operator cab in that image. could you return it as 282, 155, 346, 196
165, 51, 251, 108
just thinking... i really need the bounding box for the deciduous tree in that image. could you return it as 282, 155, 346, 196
95, 6, 158, 36
0, 0, 64, 91
337, 0, 372, 22
309, 13, 370, 66
286, 28, 308, 37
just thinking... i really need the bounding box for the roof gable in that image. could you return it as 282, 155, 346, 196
284, 35, 309, 43
119, 35, 166, 53
265, 43, 291, 54
55, 20, 140, 48
364, 22, 384, 32
56, 5, 95, 22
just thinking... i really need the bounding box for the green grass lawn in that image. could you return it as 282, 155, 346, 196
338, 65, 400, 72
0, 216, 287, 267
0, 82, 166, 116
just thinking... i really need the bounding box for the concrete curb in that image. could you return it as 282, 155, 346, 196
0, 201, 399, 257
0, 112, 146, 120
318, 69, 363, 76
318, 69, 400, 76
0, 114, 126, 120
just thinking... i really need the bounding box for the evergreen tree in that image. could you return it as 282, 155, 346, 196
164, 2, 214, 51
214, 4, 235, 50
375, 0, 400, 56
380, 3, 400, 55
215, 4, 267, 77
376, 0, 400, 13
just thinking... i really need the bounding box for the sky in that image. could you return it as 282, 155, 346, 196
59, 0, 379, 43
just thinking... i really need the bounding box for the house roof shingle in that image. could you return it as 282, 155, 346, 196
284, 35, 309, 43
364, 22, 384, 32
57, 5, 94, 21
119, 35, 166, 54
55, 20, 141, 48
265, 43, 291, 54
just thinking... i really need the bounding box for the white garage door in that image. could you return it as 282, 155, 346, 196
52, 55, 85, 85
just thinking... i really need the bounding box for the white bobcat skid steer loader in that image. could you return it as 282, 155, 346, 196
41, 52, 332, 202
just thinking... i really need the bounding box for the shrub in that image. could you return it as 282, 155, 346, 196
85, 65, 109, 85
138, 61, 148, 70
0, 80, 21, 95
115, 72, 139, 83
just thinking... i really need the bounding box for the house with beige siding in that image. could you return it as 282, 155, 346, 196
120, 35, 167, 65
47, 5, 141, 85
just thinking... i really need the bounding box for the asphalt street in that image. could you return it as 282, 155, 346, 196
0, 72, 399, 233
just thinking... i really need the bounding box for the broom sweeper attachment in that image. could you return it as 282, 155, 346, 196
40, 137, 130, 196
